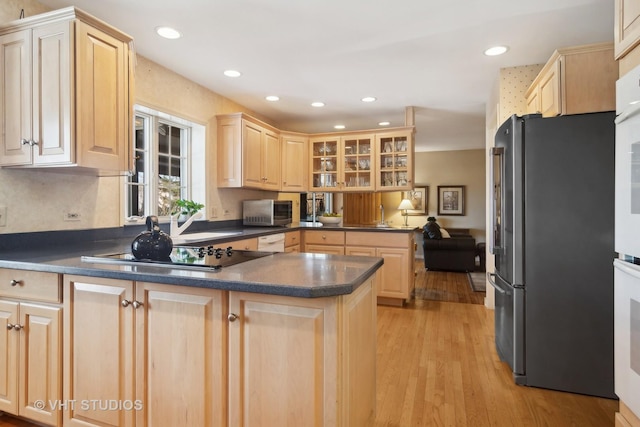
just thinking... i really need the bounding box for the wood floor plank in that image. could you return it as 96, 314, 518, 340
374, 267, 618, 426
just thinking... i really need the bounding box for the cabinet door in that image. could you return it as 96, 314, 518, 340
526, 88, 539, 114
217, 115, 243, 188
304, 244, 345, 255
75, 21, 129, 171
135, 283, 227, 427
310, 137, 340, 191
0, 300, 19, 414
228, 292, 337, 426
376, 131, 414, 191
345, 246, 376, 257
539, 59, 560, 117
281, 134, 308, 192
242, 120, 264, 188
18, 303, 62, 426
376, 247, 410, 299
262, 130, 281, 190
32, 21, 72, 166
64, 276, 134, 427
0, 30, 32, 166
615, 0, 640, 58
342, 134, 374, 191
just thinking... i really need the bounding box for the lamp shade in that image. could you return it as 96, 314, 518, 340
398, 199, 414, 211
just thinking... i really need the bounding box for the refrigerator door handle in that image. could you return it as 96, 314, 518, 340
487, 272, 511, 295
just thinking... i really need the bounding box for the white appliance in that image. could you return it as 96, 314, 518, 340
614, 63, 640, 418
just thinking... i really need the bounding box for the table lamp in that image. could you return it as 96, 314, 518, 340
397, 199, 414, 227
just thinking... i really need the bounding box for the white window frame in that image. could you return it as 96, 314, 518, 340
125, 105, 206, 225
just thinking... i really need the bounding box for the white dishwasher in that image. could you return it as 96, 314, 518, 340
258, 233, 285, 252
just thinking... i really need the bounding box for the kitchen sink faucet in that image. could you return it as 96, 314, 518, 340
170, 212, 203, 237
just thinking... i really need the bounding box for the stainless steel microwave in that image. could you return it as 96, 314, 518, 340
242, 200, 292, 226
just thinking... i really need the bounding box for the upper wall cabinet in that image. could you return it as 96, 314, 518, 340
615, 0, 640, 59
524, 43, 617, 117
280, 132, 308, 192
217, 113, 281, 191
0, 7, 133, 174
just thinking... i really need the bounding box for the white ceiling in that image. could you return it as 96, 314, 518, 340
37, 0, 614, 151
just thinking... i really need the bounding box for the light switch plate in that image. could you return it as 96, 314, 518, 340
0, 206, 6, 227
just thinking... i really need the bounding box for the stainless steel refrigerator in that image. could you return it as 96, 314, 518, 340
488, 112, 616, 399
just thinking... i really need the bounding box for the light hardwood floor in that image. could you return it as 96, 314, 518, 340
374, 268, 618, 426
0, 268, 618, 427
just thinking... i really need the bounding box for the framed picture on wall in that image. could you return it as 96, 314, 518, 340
437, 185, 465, 215
402, 186, 428, 215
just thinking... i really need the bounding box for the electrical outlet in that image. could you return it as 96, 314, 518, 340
0, 206, 6, 227
223, 209, 231, 216
211, 207, 218, 218
64, 212, 81, 221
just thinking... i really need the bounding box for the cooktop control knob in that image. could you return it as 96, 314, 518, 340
226, 247, 233, 256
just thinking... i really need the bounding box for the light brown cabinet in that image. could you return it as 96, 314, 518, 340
345, 231, 415, 305
524, 43, 617, 117
303, 230, 346, 255
615, 0, 640, 59
376, 130, 414, 191
284, 230, 301, 253
281, 132, 308, 192
216, 113, 281, 190
227, 237, 258, 251
228, 276, 376, 426
63, 276, 227, 427
63, 272, 376, 426
0, 269, 62, 427
0, 7, 133, 174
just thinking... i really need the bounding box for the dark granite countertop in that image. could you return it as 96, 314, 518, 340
0, 223, 390, 298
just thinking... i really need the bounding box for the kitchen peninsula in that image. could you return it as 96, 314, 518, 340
0, 230, 381, 427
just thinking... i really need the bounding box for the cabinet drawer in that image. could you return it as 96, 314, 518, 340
229, 237, 258, 251
0, 269, 61, 303
304, 230, 345, 246
346, 231, 408, 248
284, 231, 300, 247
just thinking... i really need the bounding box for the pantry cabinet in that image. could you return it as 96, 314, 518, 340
63, 276, 227, 427
216, 113, 281, 190
0, 7, 133, 174
524, 43, 617, 117
0, 269, 62, 427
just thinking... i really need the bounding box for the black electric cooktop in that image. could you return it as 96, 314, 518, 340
82, 245, 273, 271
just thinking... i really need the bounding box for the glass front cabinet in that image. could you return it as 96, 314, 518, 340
310, 128, 413, 192
376, 130, 414, 191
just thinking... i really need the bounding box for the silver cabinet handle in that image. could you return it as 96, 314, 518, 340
228, 313, 239, 322
29, 140, 38, 146
121, 300, 131, 307
132, 300, 143, 309
7, 323, 14, 330
13, 324, 22, 331
21, 139, 29, 145
10, 279, 20, 287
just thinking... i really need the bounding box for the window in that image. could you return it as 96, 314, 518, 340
125, 105, 206, 223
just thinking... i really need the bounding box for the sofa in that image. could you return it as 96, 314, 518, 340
422, 226, 476, 272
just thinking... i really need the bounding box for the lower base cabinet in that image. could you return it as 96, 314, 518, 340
63, 273, 377, 426
0, 269, 62, 427
63, 276, 227, 427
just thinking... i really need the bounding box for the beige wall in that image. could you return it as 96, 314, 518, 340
380, 149, 486, 242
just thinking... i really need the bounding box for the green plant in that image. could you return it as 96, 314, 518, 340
173, 199, 204, 217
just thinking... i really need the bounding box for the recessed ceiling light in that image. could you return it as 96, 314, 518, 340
224, 70, 242, 78
311, 102, 325, 107
334, 125, 345, 130
484, 45, 509, 56
265, 95, 280, 102
361, 97, 377, 102
155, 26, 182, 39
378, 121, 390, 126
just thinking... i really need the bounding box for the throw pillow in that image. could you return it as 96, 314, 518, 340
440, 228, 451, 238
